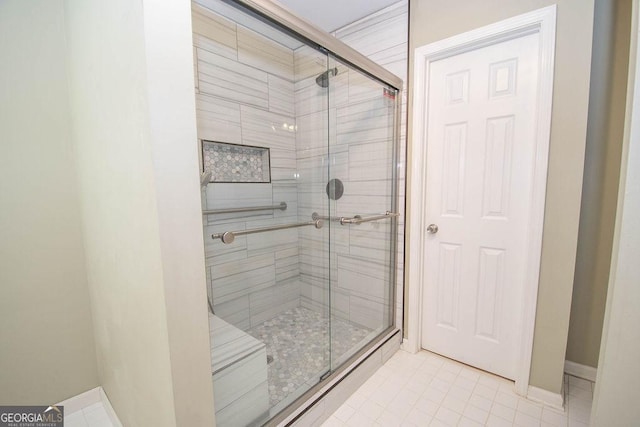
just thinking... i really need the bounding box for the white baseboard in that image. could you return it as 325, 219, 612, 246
564, 360, 597, 382
527, 385, 564, 411
56, 386, 122, 426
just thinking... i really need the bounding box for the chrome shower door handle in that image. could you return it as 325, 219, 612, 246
426, 224, 439, 234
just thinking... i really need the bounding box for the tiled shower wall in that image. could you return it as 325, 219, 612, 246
336, 1, 408, 331
193, 0, 408, 333
193, 3, 301, 330
296, 2, 409, 331
294, 49, 396, 332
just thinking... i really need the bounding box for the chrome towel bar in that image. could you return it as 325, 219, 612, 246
203, 202, 287, 215
340, 211, 400, 225
311, 211, 399, 225
212, 219, 324, 244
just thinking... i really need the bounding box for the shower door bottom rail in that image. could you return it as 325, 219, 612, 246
311, 211, 399, 225
211, 219, 324, 244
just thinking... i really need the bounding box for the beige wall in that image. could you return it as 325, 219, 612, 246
141, 1, 218, 425
0, 0, 98, 404
591, 3, 640, 421
567, 0, 631, 369
407, 0, 594, 394
64, 0, 215, 425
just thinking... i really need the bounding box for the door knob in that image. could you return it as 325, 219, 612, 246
426, 224, 439, 234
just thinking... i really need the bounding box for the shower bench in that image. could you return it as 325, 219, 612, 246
209, 314, 269, 426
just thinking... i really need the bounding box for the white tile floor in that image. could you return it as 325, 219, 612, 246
64, 402, 115, 427
59, 350, 593, 427
322, 350, 594, 427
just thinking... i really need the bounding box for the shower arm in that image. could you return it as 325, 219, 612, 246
311, 211, 399, 225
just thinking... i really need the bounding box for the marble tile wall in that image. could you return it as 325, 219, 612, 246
193, 0, 408, 338
193, 4, 301, 331
295, 1, 408, 333
333, 1, 408, 332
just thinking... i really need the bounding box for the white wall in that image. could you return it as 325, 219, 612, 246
63, 0, 215, 425
592, 3, 640, 423
142, 1, 217, 425
0, 0, 98, 404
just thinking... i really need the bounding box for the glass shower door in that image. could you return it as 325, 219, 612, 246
285, 45, 334, 410
194, 0, 334, 423
195, 0, 401, 423
326, 55, 398, 368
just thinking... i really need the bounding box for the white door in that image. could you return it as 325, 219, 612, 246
420, 33, 540, 380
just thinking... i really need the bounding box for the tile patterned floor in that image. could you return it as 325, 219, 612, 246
322, 350, 594, 427
64, 402, 115, 427
248, 307, 372, 407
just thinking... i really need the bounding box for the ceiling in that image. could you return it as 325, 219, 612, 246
275, 0, 401, 32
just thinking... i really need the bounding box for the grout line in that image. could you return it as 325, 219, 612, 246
321, 349, 595, 427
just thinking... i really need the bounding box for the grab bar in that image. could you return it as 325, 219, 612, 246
340, 211, 399, 225
212, 219, 324, 244
203, 202, 287, 215
312, 211, 399, 225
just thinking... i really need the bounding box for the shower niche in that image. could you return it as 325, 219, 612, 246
202, 140, 271, 183
193, 0, 401, 424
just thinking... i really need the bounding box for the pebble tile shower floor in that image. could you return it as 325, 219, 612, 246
248, 307, 372, 407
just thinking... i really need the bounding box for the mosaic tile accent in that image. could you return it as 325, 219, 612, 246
202, 140, 270, 183
247, 307, 372, 408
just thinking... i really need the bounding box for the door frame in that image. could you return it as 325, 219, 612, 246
404, 5, 556, 396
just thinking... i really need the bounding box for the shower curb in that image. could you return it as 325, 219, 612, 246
275, 328, 401, 427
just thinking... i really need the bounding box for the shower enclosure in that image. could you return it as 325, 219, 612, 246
193, 0, 402, 424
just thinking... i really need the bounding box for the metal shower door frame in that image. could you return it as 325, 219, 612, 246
223, 0, 404, 92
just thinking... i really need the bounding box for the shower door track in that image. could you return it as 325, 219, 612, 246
223, 0, 403, 92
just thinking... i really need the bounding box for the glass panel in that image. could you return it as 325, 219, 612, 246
192, 1, 331, 424
327, 55, 398, 368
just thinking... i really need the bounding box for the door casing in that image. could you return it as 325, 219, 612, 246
404, 5, 557, 398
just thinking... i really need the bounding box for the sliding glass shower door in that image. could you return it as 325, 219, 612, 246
326, 55, 398, 369
194, 1, 399, 425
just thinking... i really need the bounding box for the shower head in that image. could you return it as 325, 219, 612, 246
200, 171, 213, 187
315, 67, 338, 88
